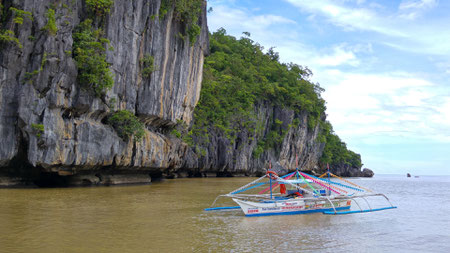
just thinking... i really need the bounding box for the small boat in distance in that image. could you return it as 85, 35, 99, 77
205, 165, 397, 217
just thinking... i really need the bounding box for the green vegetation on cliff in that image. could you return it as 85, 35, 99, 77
160, 0, 203, 43
189, 29, 325, 151
10, 7, 33, 25
0, 6, 33, 49
72, 19, 113, 97
0, 30, 21, 48
140, 54, 155, 78
190, 29, 362, 168
31, 123, 44, 138
71, 0, 114, 98
42, 8, 57, 36
108, 110, 145, 141
202, 29, 325, 115
86, 0, 114, 16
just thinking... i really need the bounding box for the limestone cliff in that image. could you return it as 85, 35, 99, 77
0, 0, 369, 187
0, 0, 208, 186
180, 103, 325, 177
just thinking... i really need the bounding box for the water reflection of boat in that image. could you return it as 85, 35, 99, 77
205, 167, 397, 217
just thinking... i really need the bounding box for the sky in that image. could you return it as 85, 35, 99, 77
206, 0, 450, 175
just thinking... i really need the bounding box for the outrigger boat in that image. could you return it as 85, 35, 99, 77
205, 165, 397, 217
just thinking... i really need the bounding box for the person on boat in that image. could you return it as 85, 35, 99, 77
280, 184, 287, 194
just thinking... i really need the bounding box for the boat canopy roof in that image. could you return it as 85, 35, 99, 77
229, 170, 371, 197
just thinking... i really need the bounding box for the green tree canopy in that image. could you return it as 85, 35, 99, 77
190, 29, 362, 168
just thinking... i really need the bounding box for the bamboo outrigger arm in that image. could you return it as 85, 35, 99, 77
323, 193, 397, 215
324, 196, 338, 214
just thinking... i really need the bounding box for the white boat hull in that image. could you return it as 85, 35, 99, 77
233, 198, 351, 216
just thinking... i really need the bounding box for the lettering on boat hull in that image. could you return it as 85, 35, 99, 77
233, 198, 351, 216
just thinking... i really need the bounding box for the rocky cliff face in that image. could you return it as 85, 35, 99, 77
181, 103, 372, 179
0, 0, 208, 186
331, 165, 374, 177
180, 102, 325, 178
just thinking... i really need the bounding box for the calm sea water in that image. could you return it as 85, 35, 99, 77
0, 174, 449, 252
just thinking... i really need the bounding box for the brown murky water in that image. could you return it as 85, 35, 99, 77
1, 175, 450, 252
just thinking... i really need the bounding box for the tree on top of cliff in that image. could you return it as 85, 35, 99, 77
189, 28, 326, 149
202, 28, 326, 115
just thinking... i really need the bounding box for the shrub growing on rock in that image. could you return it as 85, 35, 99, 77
108, 110, 145, 141
0, 30, 21, 48
160, 0, 203, 44
86, 0, 114, 16
0, 6, 33, 49
31, 123, 44, 138
10, 7, 33, 25
43, 8, 57, 36
140, 54, 155, 78
72, 19, 114, 97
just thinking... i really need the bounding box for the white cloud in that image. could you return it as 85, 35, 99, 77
399, 0, 437, 10
399, 0, 437, 19
434, 60, 450, 75
284, 0, 450, 56
284, 0, 407, 37
432, 98, 450, 127
318, 70, 450, 144
271, 41, 374, 71
208, 4, 301, 56
208, 5, 295, 35
316, 45, 360, 67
